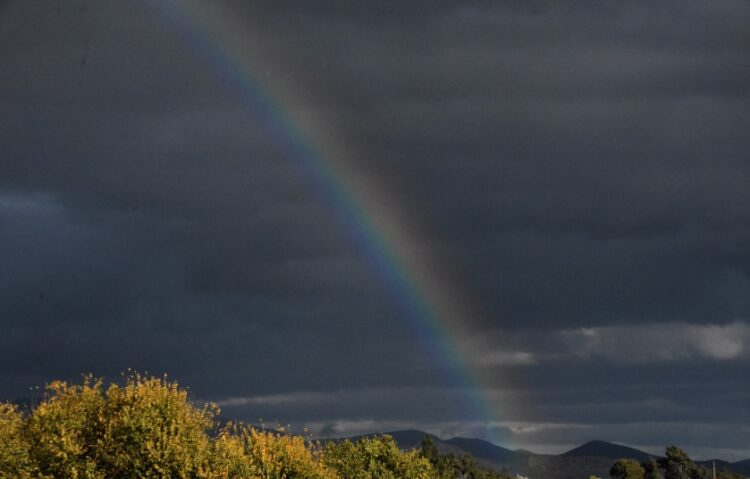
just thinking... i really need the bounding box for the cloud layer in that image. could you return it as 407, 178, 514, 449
1, 0, 749, 459
563, 321, 750, 363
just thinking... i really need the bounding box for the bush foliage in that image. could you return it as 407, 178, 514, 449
0, 373, 507, 479
609, 446, 745, 479
323, 435, 434, 479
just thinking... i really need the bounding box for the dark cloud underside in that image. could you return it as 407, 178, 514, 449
1, 0, 749, 458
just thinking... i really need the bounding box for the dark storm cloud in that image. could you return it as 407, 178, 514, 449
1, 0, 749, 456
299, 0, 750, 329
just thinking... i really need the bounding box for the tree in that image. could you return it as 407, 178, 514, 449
226, 425, 337, 479
97, 374, 216, 478
419, 436, 512, 479
716, 468, 745, 479
644, 458, 665, 479
12, 373, 340, 478
0, 403, 34, 478
419, 436, 453, 479
610, 458, 646, 479
419, 436, 440, 464
324, 435, 435, 479
664, 446, 709, 479
611, 447, 715, 479
25, 377, 108, 479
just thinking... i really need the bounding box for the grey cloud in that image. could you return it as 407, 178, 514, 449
467, 321, 750, 366
562, 321, 750, 363
1, 0, 749, 458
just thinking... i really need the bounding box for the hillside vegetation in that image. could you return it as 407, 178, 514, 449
2, 373, 744, 479
609, 448, 745, 479
0, 374, 509, 479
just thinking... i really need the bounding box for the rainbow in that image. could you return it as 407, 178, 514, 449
146, 0, 519, 444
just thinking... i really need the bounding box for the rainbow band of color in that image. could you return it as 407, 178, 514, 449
145, 0, 509, 444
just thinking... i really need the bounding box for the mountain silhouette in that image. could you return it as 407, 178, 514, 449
563, 439, 653, 462
444, 436, 516, 463
339, 430, 750, 479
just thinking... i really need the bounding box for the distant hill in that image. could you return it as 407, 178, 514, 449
698, 459, 750, 477
340, 430, 750, 479
734, 459, 750, 475
563, 440, 653, 462
697, 460, 736, 473
350, 430, 515, 463
505, 453, 616, 479
445, 436, 516, 463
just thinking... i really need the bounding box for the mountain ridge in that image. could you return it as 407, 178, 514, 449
563, 439, 653, 462
340, 430, 749, 479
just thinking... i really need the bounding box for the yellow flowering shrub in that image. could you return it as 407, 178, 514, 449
324, 435, 436, 479
97, 374, 216, 478
205, 425, 261, 479
211, 424, 338, 479
23, 374, 217, 479
25, 377, 107, 479
0, 373, 451, 479
0, 402, 34, 478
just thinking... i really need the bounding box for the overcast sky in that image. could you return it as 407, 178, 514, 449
1, 0, 749, 460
